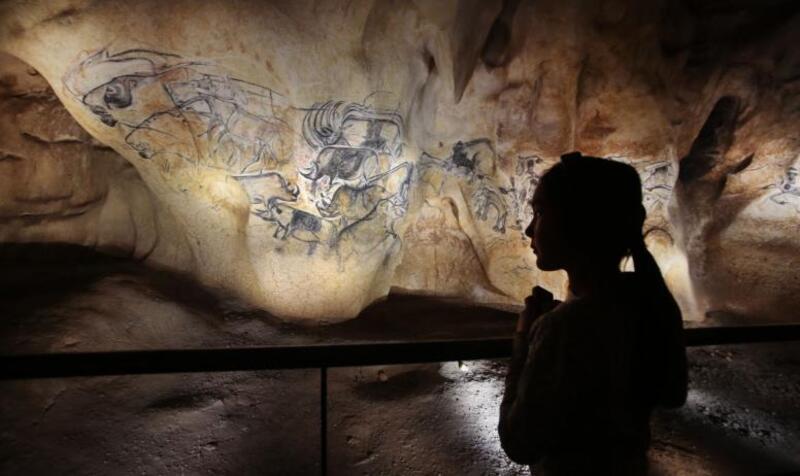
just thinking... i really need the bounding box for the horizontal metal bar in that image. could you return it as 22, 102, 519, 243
0, 339, 512, 380
683, 324, 800, 346
2, 325, 800, 380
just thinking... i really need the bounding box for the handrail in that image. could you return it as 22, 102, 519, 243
2, 324, 800, 380
4, 324, 800, 476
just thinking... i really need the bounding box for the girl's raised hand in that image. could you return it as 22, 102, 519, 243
516, 286, 560, 335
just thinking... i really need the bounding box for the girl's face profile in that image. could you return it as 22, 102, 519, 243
526, 185, 569, 272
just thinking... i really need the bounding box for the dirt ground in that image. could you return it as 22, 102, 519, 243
1, 246, 799, 475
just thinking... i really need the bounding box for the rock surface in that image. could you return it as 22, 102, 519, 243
0, 53, 191, 267
0, 0, 798, 322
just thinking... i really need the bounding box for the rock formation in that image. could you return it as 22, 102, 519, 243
0, 0, 797, 322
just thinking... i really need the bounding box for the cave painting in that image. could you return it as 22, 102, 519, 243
58, 45, 543, 317
64, 48, 415, 261
510, 155, 544, 232
57, 47, 721, 320
641, 161, 676, 215
64, 48, 293, 173
3, 0, 798, 323
419, 139, 515, 234
765, 166, 800, 212
298, 100, 413, 253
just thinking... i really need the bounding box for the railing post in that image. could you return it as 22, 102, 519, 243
321, 366, 327, 476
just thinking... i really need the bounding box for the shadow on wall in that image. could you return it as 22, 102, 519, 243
0, 243, 222, 320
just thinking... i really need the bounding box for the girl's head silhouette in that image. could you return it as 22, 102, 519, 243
526, 152, 646, 276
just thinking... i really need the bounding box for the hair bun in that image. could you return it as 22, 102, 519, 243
560, 151, 583, 164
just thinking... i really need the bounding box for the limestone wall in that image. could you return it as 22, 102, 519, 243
0, 0, 797, 322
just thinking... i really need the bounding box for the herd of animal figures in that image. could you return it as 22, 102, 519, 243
63, 48, 800, 261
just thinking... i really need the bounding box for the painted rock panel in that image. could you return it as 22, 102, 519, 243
0, 0, 797, 322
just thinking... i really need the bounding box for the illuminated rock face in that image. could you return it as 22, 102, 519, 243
0, 0, 797, 322
0, 54, 154, 260
0, 53, 194, 268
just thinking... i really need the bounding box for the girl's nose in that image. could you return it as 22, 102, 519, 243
524, 220, 534, 239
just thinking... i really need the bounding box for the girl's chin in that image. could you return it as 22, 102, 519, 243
534, 256, 560, 272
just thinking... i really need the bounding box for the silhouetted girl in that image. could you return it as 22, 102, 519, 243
499, 152, 688, 475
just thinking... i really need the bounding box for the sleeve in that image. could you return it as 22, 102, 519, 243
498, 314, 564, 465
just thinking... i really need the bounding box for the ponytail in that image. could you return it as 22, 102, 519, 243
630, 223, 688, 409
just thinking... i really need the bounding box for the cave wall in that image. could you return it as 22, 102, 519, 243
0, 0, 797, 322
0, 53, 193, 267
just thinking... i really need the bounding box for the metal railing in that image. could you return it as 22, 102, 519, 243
2, 323, 800, 475
3, 324, 800, 379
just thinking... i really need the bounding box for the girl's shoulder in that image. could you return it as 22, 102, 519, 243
543, 275, 641, 325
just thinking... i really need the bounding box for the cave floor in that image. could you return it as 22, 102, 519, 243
1, 248, 799, 475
